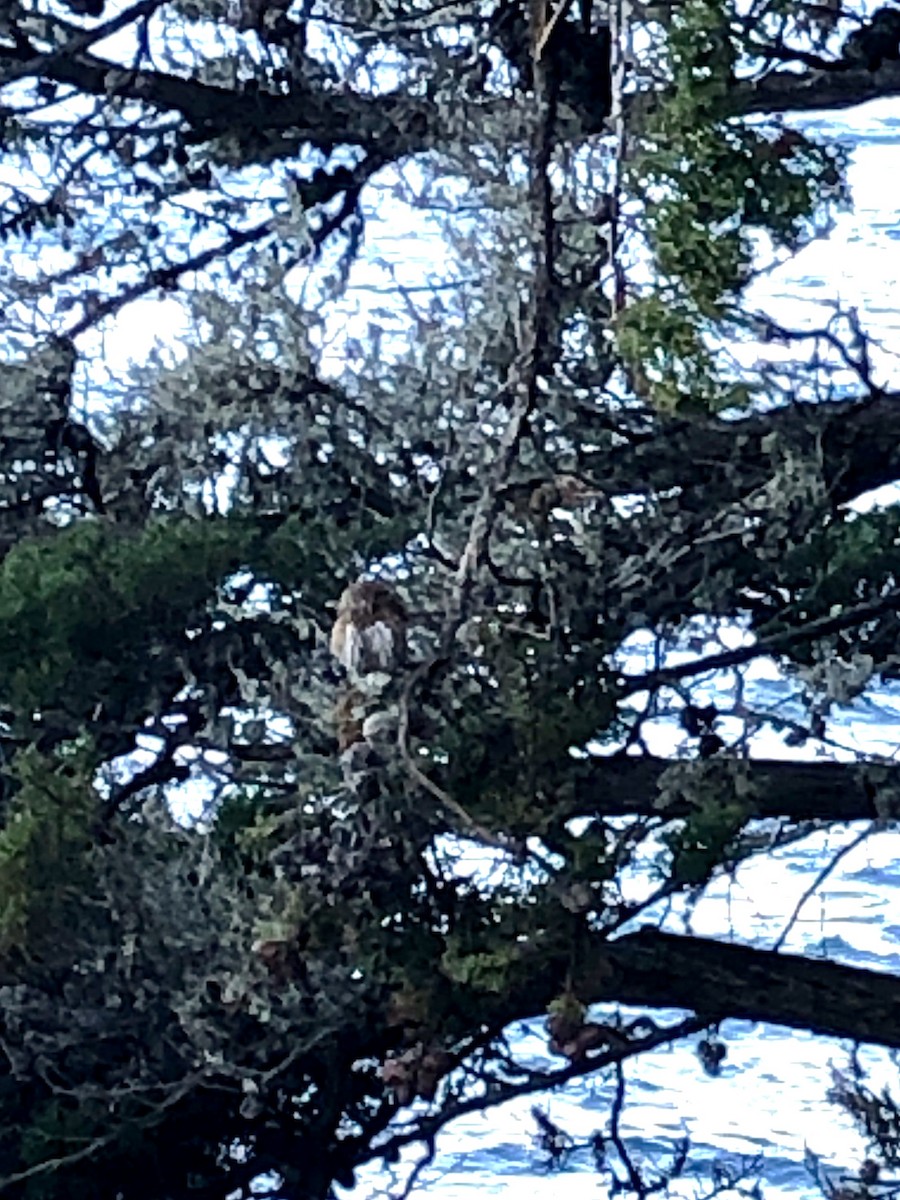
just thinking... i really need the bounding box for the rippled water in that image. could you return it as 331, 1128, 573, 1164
382, 829, 900, 1200
357, 108, 900, 1200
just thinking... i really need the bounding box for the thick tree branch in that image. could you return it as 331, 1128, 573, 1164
7, 47, 434, 163
597, 394, 900, 509
7, 30, 899, 177
739, 61, 900, 116
479, 930, 900, 1057
241, 747, 893, 825
583, 929, 900, 1049
565, 755, 889, 822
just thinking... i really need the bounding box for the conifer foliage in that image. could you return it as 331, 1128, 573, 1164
1, 1, 900, 1196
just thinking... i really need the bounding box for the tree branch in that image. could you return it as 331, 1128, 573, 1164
9, 46, 433, 164
565, 755, 891, 823
595, 394, 900, 509
620, 585, 900, 692
575, 929, 900, 1050
738, 60, 900, 116
0, 0, 166, 87
9, 27, 900, 177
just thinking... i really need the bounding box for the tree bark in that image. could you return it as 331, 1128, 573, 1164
741, 60, 900, 116
494, 929, 900, 1050
596, 394, 900, 509
7, 37, 900, 171
566, 756, 890, 822
590, 929, 900, 1049
232, 748, 894, 824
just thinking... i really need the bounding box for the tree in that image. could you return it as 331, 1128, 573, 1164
0, 0, 899, 1196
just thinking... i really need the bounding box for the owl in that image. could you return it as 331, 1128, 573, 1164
330, 580, 408, 678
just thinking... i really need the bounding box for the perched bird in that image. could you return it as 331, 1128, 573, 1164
330, 580, 408, 679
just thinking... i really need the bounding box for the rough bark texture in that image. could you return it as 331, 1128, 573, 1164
567, 756, 889, 822
589, 930, 900, 1047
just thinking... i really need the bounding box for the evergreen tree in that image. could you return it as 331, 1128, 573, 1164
0, 0, 898, 1196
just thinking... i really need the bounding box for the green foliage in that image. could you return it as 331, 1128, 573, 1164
547, 991, 585, 1026
254, 509, 413, 596
0, 0, 884, 1194
441, 635, 619, 822
755, 509, 900, 682
0, 518, 252, 717
0, 746, 98, 966
615, 294, 752, 413
661, 797, 749, 887
19, 1098, 106, 1200
773, 508, 900, 622
210, 786, 272, 865
0, 509, 409, 733
622, 0, 849, 411
440, 939, 519, 992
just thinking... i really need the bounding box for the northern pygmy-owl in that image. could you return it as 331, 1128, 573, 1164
330, 580, 408, 678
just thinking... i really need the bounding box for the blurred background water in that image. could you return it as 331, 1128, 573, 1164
354, 105, 900, 1200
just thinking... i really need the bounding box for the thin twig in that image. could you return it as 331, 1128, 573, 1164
0, 0, 166, 87
772, 824, 878, 952
621, 585, 900, 692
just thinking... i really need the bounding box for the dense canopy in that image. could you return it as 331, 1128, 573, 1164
1, 0, 900, 1197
